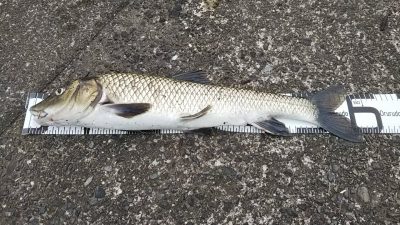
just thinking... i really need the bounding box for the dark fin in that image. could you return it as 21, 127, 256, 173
181, 105, 212, 120
105, 103, 151, 118
172, 70, 210, 84
252, 118, 290, 136
310, 86, 346, 110
311, 86, 363, 142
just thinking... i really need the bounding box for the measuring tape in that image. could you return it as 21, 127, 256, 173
22, 92, 400, 135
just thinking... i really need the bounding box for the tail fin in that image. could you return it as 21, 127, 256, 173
311, 86, 363, 142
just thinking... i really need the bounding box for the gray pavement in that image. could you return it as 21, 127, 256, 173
1, 0, 400, 224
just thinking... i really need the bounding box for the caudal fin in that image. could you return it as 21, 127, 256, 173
311, 86, 363, 142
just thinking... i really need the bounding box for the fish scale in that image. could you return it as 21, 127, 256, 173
98, 73, 317, 120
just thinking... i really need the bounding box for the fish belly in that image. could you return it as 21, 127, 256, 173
77, 107, 250, 130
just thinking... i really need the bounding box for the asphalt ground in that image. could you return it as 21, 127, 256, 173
1, 0, 400, 224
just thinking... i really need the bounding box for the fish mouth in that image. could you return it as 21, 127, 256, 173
30, 107, 48, 119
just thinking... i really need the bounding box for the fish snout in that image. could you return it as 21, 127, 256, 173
30, 107, 48, 119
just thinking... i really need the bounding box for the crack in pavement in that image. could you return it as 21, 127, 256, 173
0, 0, 132, 137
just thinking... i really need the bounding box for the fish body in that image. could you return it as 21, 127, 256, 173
30, 71, 362, 142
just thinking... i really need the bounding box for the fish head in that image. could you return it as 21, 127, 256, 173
30, 78, 102, 126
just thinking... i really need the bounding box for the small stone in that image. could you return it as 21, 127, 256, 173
84, 176, 93, 187
5, 211, 12, 217
336, 194, 344, 203
120, 31, 128, 39
88, 141, 94, 148
280, 207, 298, 217
204, 0, 220, 9
395, 193, 400, 205
219, 166, 238, 179
343, 189, 350, 199
94, 186, 106, 199
332, 164, 340, 173
149, 172, 159, 179
357, 186, 370, 203
0, 186, 9, 196
327, 171, 335, 182
386, 148, 396, 158
371, 162, 380, 169
333, 185, 339, 192
345, 212, 356, 220
348, 203, 355, 210
371, 192, 381, 207
75, 208, 81, 217
261, 64, 273, 75
88, 197, 98, 206
283, 169, 293, 177
104, 166, 112, 172
387, 212, 400, 218
300, 38, 312, 46
39, 206, 46, 214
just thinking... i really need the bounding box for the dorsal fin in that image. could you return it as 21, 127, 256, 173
172, 70, 210, 84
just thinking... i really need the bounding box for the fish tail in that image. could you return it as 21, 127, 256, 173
311, 86, 363, 142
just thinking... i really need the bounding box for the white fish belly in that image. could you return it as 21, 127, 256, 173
78, 108, 179, 130
77, 107, 250, 130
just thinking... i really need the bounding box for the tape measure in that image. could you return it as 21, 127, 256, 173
22, 92, 400, 135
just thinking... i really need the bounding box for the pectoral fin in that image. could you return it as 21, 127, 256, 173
181, 105, 212, 120
252, 118, 290, 136
105, 103, 151, 118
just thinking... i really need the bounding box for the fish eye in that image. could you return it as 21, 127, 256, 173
55, 88, 65, 96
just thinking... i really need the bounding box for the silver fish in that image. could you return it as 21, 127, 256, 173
30, 71, 363, 142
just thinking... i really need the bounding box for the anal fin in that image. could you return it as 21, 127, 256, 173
181, 105, 212, 120
252, 117, 290, 136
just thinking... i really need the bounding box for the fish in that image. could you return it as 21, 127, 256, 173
30, 71, 363, 142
